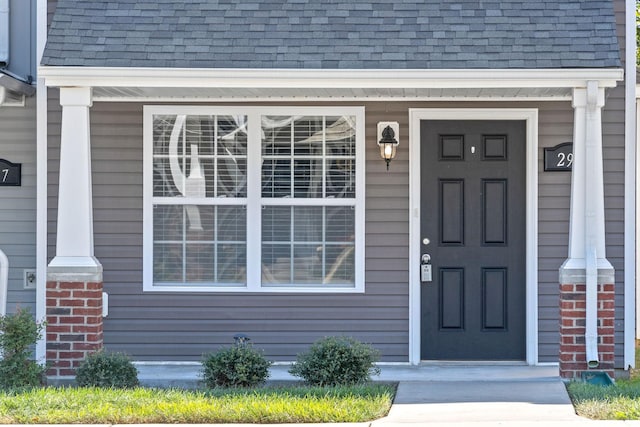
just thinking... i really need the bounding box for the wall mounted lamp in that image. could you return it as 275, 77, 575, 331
377, 121, 399, 170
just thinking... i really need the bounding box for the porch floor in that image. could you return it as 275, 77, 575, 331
134, 362, 559, 388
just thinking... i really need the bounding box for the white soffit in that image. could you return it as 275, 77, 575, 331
39, 67, 624, 101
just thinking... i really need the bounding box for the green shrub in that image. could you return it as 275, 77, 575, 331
75, 351, 139, 388
201, 339, 272, 388
0, 308, 47, 388
289, 336, 381, 386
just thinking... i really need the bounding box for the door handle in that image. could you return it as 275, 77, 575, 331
421, 254, 432, 282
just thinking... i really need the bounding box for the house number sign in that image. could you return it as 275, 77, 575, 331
544, 142, 573, 172
0, 159, 21, 186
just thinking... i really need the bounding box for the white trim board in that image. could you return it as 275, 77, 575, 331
39, 67, 623, 90
624, 0, 637, 369
408, 108, 539, 365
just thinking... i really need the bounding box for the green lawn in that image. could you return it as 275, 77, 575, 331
0, 384, 395, 424
566, 341, 640, 420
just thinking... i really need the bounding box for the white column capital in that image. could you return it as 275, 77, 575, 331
572, 82, 605, 109
59, 86, 93, 107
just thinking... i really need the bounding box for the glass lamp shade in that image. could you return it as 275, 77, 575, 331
378, 125, 398, 170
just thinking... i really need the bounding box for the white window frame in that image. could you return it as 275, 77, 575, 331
143, 105, 365, 293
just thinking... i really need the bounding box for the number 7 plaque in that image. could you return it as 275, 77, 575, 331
0, 159, 22, 186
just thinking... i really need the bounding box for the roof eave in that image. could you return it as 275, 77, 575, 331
38, 66, 624, 90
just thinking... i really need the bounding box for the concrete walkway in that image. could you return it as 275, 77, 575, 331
130, 363, 640, 426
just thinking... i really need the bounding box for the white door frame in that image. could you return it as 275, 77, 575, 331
408, 108, 539, 365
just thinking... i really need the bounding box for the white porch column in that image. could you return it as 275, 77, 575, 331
559, 81, 615, 378
48, 87, 101, 274
563, 81, 612, 272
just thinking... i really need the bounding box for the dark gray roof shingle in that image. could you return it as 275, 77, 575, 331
41, 0, 621, 69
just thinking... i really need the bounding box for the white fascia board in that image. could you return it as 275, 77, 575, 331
38, 67, 623, 89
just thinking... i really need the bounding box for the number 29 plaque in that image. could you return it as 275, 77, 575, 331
544, 143, 573, 172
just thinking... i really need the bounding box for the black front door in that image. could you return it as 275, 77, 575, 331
420, 120, 526, 360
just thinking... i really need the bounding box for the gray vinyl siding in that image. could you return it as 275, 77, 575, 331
603, 86, 626, 369
45, 94, 630, 363
0, 95, 37, 314
611, 0, 626, 369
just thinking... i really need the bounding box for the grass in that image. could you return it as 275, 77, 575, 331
567, 380, 640, 420
566, 340, 640, 420
0, 384, 395, 424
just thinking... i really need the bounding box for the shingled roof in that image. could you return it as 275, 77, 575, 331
41, 0, 621, 69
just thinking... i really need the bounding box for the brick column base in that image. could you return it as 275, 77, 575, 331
46, 281, 103, 377
559, 283, 615, 379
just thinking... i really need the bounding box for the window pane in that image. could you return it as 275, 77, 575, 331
293, 244, 322, 283
152, 114, 247, 199
261, 244, 291, 284
293, 206, 322, 242
293, 158, 322, 198
218, 157, 247, 197
326, 158, 355, 198
324, 244, 355, 285
185, 243, 215, 282
153, 204, 184, 242
153, 156, 183, 197
293, 116, 323, 156
261, 206, 355, 286
153, 204, 246, 285
325, 206, 355, 242
262, 115, 356, 200
262, 206, 291, 242
262, 116, 292, 156
262, 159, 291, 197
325, 116, 356, 157
154, 243, 183, 282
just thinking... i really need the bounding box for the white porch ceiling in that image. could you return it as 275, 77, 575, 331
91, 86, 573, 101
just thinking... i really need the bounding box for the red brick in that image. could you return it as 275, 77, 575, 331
561, 311, 586, 318
72, 291, 102, 299
560, 345, 586, 353
73, 343, 102, 351
58, 351, 85, 359
72, 308, 102, 316
86, 282, 103, 290
58, 299, 85, 307
46, 290, 71, 299
560, 327, 585, 335
86, 316, 102, 325
85, 298, 102, 307
73, 325, 102, 334
59, 316, 85, 324
86, 333, 103, 342
47, 325, 71, 333
59, 282, 87, 290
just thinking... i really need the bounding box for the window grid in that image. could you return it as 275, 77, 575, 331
144, 106, 364, 292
